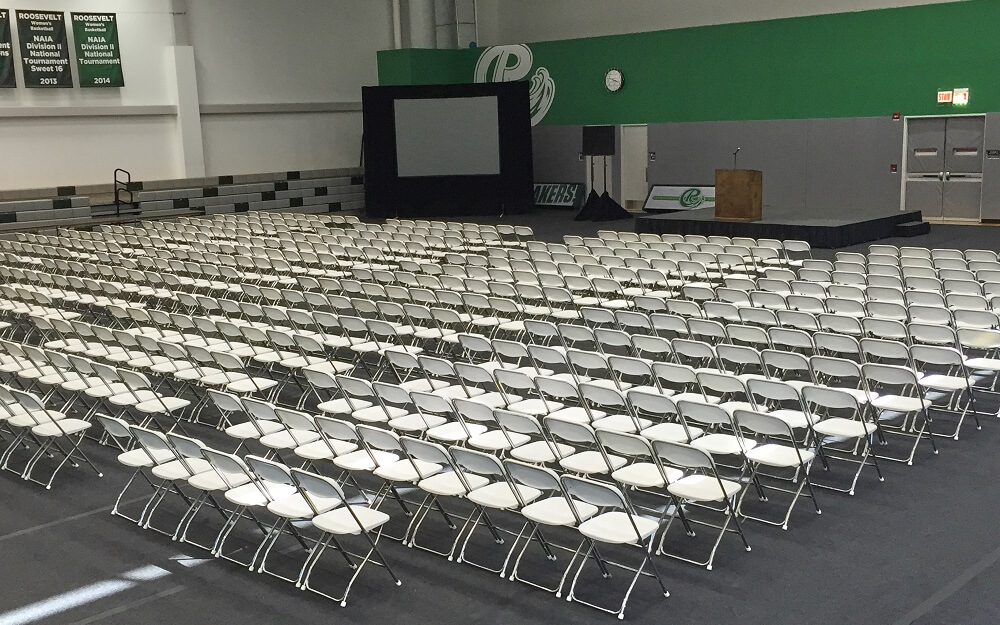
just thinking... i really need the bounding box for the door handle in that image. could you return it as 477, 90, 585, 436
944, 171, 951, 181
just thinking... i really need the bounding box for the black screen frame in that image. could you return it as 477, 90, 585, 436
363, 81, 534, 218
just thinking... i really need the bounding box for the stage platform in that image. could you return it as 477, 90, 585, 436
635, 208, 925, 248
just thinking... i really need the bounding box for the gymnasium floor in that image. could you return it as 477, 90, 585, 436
1, 210, 998, 625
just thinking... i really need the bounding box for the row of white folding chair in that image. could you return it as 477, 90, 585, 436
0, 380, 101, 488
104, 420, 399, 606
867, 245, 997, 262
0, 338, 193, 429
304, 362, 858, 534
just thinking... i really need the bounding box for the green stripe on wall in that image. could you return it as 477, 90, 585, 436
377, 0, 998, 125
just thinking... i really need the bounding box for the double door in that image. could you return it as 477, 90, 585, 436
905, 116, 985, 220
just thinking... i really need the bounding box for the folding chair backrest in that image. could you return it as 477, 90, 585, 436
561, 475, 628, 510
290, 468, 347, 514
653, 440, 714, 470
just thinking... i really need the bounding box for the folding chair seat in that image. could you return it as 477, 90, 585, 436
957, 328, 1000, 394
733, 410, 820, 529
543, 417, 625, 476
447, 446, 543, 574
801, 385, 882, 495
2, 388, 100, 488
502, 460, 599, 593
910, 344, 979, 439
744, 377, 811, 432
812, 354, 878, 407
279, 468, 400, 604
492, 409, 572, 465
675, 400, 751, 458
97, 415, 168, 522
398, 436, 487, 558
654, 441, 750, 570
862, 362, 937, 465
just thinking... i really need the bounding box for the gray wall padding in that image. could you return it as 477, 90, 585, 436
533, 117, 908, 219
646, 116, 904, 219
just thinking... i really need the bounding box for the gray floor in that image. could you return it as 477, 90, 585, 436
3, 209, 1000, 625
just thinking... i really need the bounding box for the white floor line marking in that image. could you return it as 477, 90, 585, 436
0, 555, 208, 625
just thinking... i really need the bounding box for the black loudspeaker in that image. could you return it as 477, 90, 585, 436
582, 125, 615, 156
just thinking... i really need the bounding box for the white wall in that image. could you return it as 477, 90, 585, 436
482, 0, 964, 44
0, 0, 392, 190
0, 0, 180, 189
187, 0, 391, 176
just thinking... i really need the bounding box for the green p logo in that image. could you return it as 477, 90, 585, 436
679, 188, 704, 208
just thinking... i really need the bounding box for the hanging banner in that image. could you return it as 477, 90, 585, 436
534, 182, 586, 208
16, 10, 72, 87
0, 11, 14, 88
71, 12, 123, 88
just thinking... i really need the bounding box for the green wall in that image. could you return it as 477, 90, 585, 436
377, 0, 999, 125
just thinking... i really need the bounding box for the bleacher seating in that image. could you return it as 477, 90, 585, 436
133, 168, 364, 217
0, 167, 364, 233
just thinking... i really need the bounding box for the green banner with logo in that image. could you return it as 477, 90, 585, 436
16, 10, 71, 88
379, 0, 1000, 125
0, 11, 14, 88
71, 12, 123, 88
644, 185, 716, 212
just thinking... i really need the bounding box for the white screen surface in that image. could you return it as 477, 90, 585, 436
394, 96, 500, 177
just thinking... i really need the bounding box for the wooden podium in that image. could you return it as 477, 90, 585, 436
714, 169, 762, 222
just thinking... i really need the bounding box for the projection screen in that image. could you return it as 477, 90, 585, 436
393, 96, 501, 177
